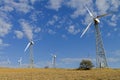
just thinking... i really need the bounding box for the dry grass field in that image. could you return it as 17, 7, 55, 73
0, 68, 120, 80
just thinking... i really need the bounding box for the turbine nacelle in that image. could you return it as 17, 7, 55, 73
30, 41, 34, 45
51, 54, 56, 58
94, 18, 100, 24
54, 55, 56, 58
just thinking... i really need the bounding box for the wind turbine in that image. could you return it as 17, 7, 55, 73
24, 40, 34, 68
18, 57, 22, 67
51, 54, 56, 68
7, 58, 10, 65
81, 6, 109, 68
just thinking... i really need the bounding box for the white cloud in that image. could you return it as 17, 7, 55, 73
47, 15, 59, 26
108, 21, 117, 27
30, 0, 37, 4
14, 30, 24, 39
67, 0, 93, 18
34, 27, 41, 33
19, 19, 33, 40
0, 39, 9, 49
0, 5, 14, 12
96, 0, 109, 14
11, 1, 33, 13
48, 29, 56, 35
112, 50, 120, 56
107, 57, 120, 63
1, 0, 33, 13
47, 0, 63, 11
61, 57, 93, 64
114, 28, 118, 32
66, 0, 120, 28
95, 0, 120, 27
0, 18, 12, 37
30, 11, 43, 22
61, 34, 67, 39
110, 0, 120, 10
67, 25, 80, 35
0, 57, 11, 67
111, 15, 117, 21
61, 58, 82, 63
107, 32, 111, 37
107, 50, 120, 63
47, 20, 55, 26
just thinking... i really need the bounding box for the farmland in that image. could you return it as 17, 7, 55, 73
0, 68, 120, 80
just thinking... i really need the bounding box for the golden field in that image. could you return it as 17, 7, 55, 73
0, 68, 120, 80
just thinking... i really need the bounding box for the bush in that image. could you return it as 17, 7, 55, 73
78, 59, 94, 70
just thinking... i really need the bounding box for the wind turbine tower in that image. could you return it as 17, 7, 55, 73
18, 57, 22, 67
7, 58, 10, 65
81, 7, 109, 68
24, 40, 34, 68
51, 54, 56, 68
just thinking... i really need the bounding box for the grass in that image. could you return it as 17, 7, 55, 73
0, 68, 120, 80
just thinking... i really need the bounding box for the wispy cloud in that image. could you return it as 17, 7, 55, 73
67, 0, 93, 18
1, 0, 34, 13
19, 19, 33, 40
112, 50, 120, 56
34, 27, 41, 33
47, 15, 59, 26
61, 58, 82, 63
14, 30, 24, 39
107, 57, 120, 63
95, 0, 109, 14
30, 11, 43, 22
47, 0, 63, 11
47, 29, 56, 35
0, 39, 9, 49
67, 25, 80, 35
0, 18, 12, 37
61, 57, 93, 64
61, 34, 67, 40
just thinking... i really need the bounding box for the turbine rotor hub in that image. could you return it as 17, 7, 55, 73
94, 18, 100, 24
30, 41, 34, 45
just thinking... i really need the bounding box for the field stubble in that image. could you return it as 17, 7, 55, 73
0, 68, 120, 80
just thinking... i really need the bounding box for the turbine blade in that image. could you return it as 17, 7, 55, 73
80, 22, 92, 38
97, 13, 109, 18
24, 42, 31, 52
86, 7, 94, 17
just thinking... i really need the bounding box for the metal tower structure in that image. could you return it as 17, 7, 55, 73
53, 56, 56, 68
94, 22, 108, 68
81, 6, 109, 68
52, 55, 56, 68
24, 41, 34, 68
29, 44, 34, 68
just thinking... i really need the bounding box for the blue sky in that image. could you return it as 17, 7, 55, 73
0, 0, 120, 68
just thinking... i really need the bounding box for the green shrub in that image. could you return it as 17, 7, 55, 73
78, 59, 94, 70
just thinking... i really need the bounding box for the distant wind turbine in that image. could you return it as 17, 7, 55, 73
18, 57, 22, 67
24, 40, 34, 68
24, 39, 40, 68
51, 54, 56, 68
7, 58, 10, 65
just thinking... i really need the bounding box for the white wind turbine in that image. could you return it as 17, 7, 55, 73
81, 6, 110, 68
7, 58, 10, 65
51, 54, 56, 68
18, 57, 22, 67
24, 40, 34, 68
